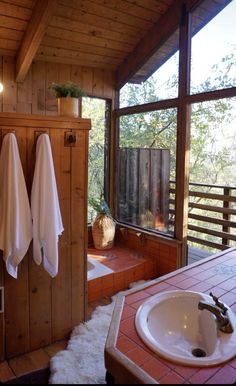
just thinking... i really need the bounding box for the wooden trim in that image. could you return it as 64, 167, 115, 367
115, 97, 179, 117
0, 112, 91, 130
115, 0, 201, 90
117, 223, 181, 247
186, 86, 236, 104
187, 235, 228, 251
188, 213, 236, 229
188, 202, 236, 215
188, 191, 236, 202
188, 224, 236, 242
16, 0, 57, 82
174, 4, 191, 267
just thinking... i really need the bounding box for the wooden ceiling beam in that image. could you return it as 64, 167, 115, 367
115, 0, 202, 90
16, 0, 57, 83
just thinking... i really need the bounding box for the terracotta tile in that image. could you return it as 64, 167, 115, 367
206, 364, 236, 384
113, 271, 126, 290
88, 289, 102, 302
189, 281, 213, 292
119, 317, 135, 334
173, 364, 199, 380
124, 268, 136, 287
101, 274, 114, 289
205, 286, 226, 297
166, 273, 189, 285
88, 277, 102, 292
116, 336, 137, 354
141, 358, 170, 381
159, 370, 185, 384
128, 329, 147, 349
126, 347, 153, 366
125, 290, 150, 305
134, 264, 146, 281
189, 366, 222, 384
102, 286, 115, 297
194, 270, 216, 281
220, 291, 236, 306
218, 278, 236, 291
223, 258, 236, 267
121, 305, 136, 320
205, 275, 228, 286
145, 281, 171, 295
176, 277, 199, 290
183, 266, 205, 277
144, 260, 157, 279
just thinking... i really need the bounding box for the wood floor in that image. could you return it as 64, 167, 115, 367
188, 245, 213, 265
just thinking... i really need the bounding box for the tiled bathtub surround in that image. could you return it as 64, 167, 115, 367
87, 246, 159, 302
105, 248, 236, 384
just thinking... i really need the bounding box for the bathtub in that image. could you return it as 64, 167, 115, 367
87, 256, 113, 280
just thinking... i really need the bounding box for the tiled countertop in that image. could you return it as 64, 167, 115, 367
105, 247, 236, 384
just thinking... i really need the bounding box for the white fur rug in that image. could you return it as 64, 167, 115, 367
49, 281, 147, 384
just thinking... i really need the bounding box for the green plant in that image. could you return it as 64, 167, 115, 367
89, 197, 112, 217
49, 81, 86, 98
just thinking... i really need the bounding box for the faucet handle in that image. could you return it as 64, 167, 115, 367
209, 292, 228, 314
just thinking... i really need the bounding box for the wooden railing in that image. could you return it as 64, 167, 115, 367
169, 181, 236, 251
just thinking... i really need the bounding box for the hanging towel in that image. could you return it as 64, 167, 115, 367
0, 133, 32, 278
31, 134, 64, 278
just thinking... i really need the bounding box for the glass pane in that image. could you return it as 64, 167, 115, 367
82, 97, 106, 223
189, 97, 236, 250
119, 30, 179, 108
117, 109, 177, 235
191, 0, 236, 94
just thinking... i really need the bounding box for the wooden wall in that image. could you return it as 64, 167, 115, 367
0, 56, 115, 115
0, 114, 90, 360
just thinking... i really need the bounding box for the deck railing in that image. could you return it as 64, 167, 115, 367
169, 181, 236, 251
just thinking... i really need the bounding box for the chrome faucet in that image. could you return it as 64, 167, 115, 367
198, 292, 233, 334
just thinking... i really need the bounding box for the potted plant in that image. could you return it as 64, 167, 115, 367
89, 197, 116, 250
49, 81, 86, 117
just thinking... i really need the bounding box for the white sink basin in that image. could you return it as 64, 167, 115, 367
135, 290, 236, 366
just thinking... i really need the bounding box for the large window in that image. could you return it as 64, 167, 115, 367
191, 0, 236, 94
119, 30, 179, 108
117, 109, 177, 235
82, 97, 109, 223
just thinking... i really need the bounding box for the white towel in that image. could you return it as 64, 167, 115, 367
0, 133, 32, 278
31, 133, 64, 278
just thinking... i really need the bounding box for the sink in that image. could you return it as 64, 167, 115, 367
135, 290, 236, 366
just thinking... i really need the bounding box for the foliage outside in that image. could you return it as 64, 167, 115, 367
119, 50, 236, 251
82, 97, 107, 223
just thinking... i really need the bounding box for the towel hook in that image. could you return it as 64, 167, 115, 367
64, 131, 76, 147
34, 130, 48, 141
1, 129, 16, 137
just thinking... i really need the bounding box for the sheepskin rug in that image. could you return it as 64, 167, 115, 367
49, 281, 147, 384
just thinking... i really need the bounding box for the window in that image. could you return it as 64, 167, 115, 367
119, 30, 179, 108
82, 97, 109, 223
117, 109, 177, 235
191, 0, 236, 94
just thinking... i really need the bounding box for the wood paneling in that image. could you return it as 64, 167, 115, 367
16, 0, 57, 82
0, 56, 115, 116
0, 114, 90, 359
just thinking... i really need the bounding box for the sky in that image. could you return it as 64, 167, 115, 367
191, 0, 236, 86
152, 0, 236, 95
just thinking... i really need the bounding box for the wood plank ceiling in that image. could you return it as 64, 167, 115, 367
0, 0, 232, 87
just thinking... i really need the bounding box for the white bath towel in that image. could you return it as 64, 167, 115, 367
0, 133, 32, 278
31, 133, 64, 277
